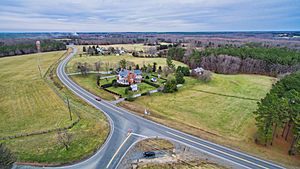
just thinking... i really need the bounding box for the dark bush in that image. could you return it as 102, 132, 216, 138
163, 78, 178, 93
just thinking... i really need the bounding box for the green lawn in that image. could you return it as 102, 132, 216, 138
0, 51, 109, 164
107, 82, 157, 98
120, 74, 275, 140
71, 74, 116, 100
144, 74, 167, 85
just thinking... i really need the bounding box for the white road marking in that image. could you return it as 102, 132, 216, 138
131, 133, 148, 138
106, 133, 132, 168
166, 131, 268, 169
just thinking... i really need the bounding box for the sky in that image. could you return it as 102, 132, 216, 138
0, 0, 299, 32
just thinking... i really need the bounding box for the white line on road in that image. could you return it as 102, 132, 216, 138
166, 131, 268, 169
106, 133, 132, 168
131, 133, 148, 138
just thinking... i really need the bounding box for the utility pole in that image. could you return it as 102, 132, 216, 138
66, 96, 72, 121
38, 65, 43, 78
37, 57, 43, 78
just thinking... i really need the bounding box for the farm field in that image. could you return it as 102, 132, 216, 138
0, 51, 109, 164
0, 51, 73, 137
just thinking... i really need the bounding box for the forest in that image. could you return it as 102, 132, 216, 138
167, 46, 300, 76
254, 72, 300, 155
0, 40, 66, 57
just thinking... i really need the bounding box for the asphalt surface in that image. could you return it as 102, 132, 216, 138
15, 47, 286, 169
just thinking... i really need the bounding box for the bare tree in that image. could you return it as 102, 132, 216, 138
56, 130, 72, 151
163, 66, 173, 77
104, 62, 110, 73
95, 61, 102, 73
147, 46, 157, 56
193, 70, 212, 82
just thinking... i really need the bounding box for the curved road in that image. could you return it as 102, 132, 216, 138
16, 47, 285, 169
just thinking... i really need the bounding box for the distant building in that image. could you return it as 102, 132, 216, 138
117, 69, 142, 85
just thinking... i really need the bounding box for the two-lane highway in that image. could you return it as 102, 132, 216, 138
15, 47, 286, 169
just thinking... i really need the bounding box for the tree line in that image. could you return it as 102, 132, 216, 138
0, 40, 66, 58
254, 72, 300, 155
167, 46, 300, 76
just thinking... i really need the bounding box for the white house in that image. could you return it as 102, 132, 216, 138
116, 69, 143, 85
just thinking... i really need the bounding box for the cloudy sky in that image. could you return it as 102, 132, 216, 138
0, 0, 299, 32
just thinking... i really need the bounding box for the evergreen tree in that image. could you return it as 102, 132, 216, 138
175, 71, 185, 84
163, 78, 177, 93
0, 143, 16, 169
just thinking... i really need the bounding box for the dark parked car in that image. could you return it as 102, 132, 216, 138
143, 151, 155, 158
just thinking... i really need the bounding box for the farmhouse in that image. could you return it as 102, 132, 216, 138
117, 69, 142, 85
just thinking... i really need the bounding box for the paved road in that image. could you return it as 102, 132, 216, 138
16, 47, 285, 169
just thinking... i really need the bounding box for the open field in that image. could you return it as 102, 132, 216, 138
120, 74, 275, 139
0, 51, 109, 164
66, 46, 187, 73
0, 51, 73, 137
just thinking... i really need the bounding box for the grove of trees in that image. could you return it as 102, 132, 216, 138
254, 72, 300, 155
0, 40, 66, 57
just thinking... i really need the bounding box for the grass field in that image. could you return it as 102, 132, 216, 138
0, 51, 73, 137
120, 74, 275, 140
66, 49, 187, 73
0, 51, 109, 164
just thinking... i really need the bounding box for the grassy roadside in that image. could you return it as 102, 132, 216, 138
130, 138, 225, 169
0, 50, 109, 164
135, 138, 174, 152
140, 162, 225, 169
